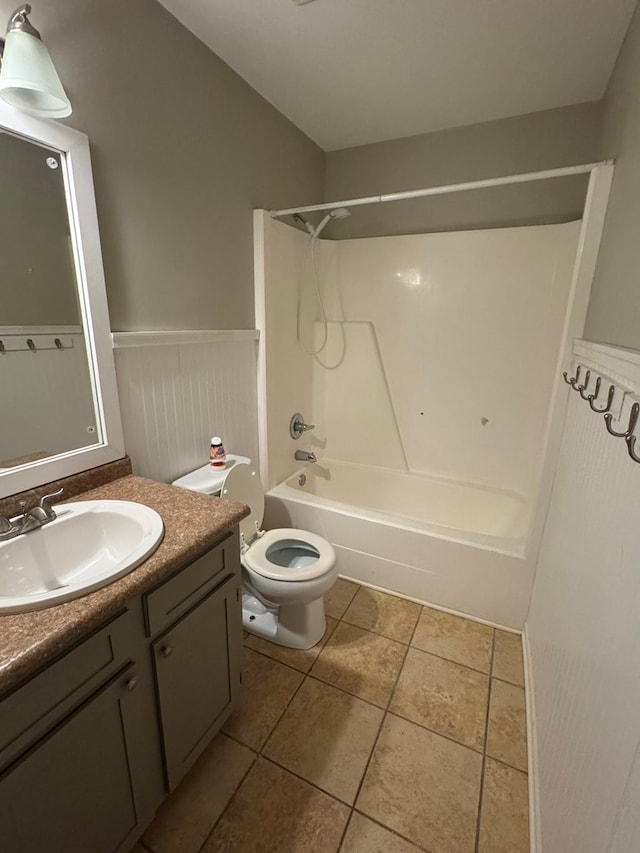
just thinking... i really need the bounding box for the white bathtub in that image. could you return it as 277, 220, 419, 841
265, 460, 532, 629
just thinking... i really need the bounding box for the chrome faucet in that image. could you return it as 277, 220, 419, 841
295, 450, 317, 463
0, 488, 64, 541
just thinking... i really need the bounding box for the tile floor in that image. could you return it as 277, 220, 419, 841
138, 579, 529, 853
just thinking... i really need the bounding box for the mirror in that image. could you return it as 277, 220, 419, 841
0, 103, 124, 498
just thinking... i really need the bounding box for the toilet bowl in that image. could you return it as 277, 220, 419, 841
172, 456, 337, 649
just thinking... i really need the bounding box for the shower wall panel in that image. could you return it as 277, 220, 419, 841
315, 222, 580, 498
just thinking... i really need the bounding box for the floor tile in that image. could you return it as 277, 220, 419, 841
244, 616, 337, 673
264, 676, 384, 804
411, 607, 494, 673
486, 679, 528, 771
390, 647, 489, 750
142, 733, 254, 853
222, 649, 303, 750
357, 714, 483, 853
493, 630, 525, 686
324, 578, 360, 618
343, 587, 421, 644
311, 622, 407, 707
202, 757, 350, 853
478, 758, 529, 853
341, 811, 424, 853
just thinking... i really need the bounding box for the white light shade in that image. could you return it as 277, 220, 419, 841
0, 29, 71, 118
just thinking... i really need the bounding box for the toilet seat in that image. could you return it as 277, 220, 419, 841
243, 527, 336, 582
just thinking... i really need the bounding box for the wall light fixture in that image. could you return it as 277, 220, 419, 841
0, 4, 71, 118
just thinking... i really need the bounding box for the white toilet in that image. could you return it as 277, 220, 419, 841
172, 456, 337, 649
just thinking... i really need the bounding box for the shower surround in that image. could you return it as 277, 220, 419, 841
254, 210, 583, 628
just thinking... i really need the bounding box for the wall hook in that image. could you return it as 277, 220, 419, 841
563, 365, 582, 386
26, 338, 36, 352
605, 401, 639, 438
578, 370, 592, 399
0, 340, 4, 354
54, 337, 64, 350
626, 433, 640, 464
589, 381, 615, 413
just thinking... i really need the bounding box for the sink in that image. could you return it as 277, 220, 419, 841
0, 500, 164, 614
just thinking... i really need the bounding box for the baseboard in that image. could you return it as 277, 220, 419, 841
522, 624, 541, 853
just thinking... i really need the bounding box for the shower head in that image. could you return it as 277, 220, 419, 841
312, 207, 351, 238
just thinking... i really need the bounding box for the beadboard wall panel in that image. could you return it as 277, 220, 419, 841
527, 340, 640, 853
113, 332, 259, 484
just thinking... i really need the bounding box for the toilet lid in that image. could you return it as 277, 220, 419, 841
243, 528, 336, 581
220, 463, 265, 545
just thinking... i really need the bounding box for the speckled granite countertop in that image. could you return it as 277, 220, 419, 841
0, 475, 249, 696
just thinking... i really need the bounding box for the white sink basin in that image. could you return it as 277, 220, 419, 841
0, 500, 164, 614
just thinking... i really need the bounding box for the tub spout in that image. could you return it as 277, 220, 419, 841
295, 450, 317, 463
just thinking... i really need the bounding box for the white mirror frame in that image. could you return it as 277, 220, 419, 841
0, 102, 125, 498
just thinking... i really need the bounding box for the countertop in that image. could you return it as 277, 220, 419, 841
0, 475, 249, 696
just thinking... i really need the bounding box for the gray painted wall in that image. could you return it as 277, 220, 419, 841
323, 103, 602, 240
0, 0, 324, 331
585, 2, 640, 349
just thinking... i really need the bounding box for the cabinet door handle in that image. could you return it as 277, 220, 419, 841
126, 676, 138, 692
161, 645, 173, 658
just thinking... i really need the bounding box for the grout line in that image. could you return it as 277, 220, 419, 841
351, 809, 434, 853
405, 642, 493, 677
347, 605, 422, 818
195, 745, 258, 853
337, 809, 356, 852
491, 673, 526, 690
474, 628, 497, 853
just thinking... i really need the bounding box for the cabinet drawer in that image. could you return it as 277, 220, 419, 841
144, 528, 238, 637
0, 609, 133, 767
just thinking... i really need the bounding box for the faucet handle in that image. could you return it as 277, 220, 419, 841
39, 487, 64, 518
290, 413, 315, 439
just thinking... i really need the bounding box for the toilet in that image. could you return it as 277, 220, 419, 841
172, 456, 337, 649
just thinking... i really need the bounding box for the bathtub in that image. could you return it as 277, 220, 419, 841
264, 460, 532, 629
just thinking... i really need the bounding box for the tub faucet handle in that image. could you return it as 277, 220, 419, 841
290, 413, 315, 440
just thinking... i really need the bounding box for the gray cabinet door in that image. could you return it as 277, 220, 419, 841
153, 574, 242, 790
0, 664, 144, 853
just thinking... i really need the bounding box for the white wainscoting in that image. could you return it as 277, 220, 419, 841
113, 330, 260, 484
526, 339, 640, 853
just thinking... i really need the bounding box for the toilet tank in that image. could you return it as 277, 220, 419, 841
172, 455, 251, 496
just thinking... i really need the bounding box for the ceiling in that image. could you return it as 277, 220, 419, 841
158, 0, 637, 152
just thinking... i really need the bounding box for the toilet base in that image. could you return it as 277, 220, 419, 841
242, 589, 326, 650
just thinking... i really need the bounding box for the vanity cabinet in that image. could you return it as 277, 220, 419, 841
0, 526, 243, 853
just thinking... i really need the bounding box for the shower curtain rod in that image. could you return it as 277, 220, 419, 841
269, 161, 612, 218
